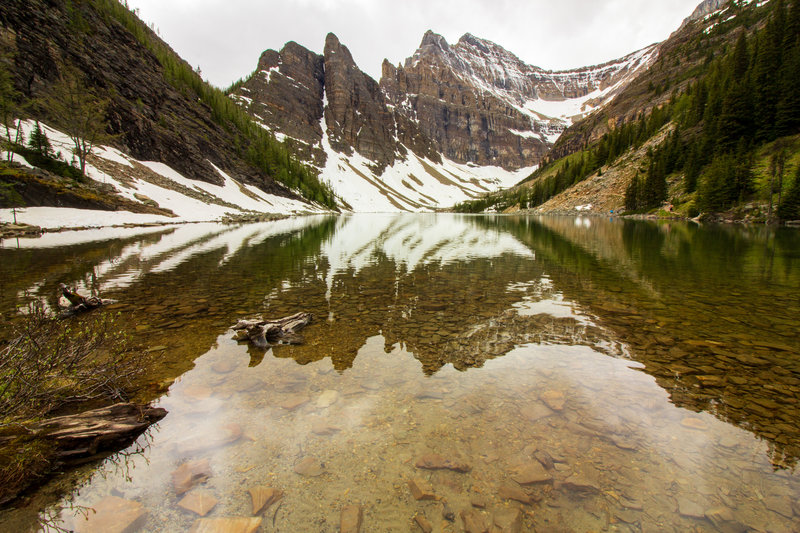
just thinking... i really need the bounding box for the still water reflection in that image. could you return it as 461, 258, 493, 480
0, 214, 798, 532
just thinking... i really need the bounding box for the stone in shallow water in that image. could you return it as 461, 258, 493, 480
540, 390, 565, 411
311, 418, 341, 435
677, 497, 705, 519
176, 423, 242, 455
280, 395, 309, 410
74, 496, 146, 533
178, 491, 218, 517
415, 453, 471, 473
492, 507, 523, 533
408, 478, 437, 500
470, 494, 487, 508
497, 485, 533, 505
413, 513, 433, 533
294, 456, 325, 476
534, 450, 555, 470
460, 508, 490, 533
316, 389, 339, 408
172, 459, 212, 495
519, 403, 553, 421
764, 495, 794, 518
561, 468, 602, 493
510, 461, 552, 484
704, 506, 736, 527
248, 486, 283, 515
340, 504, 363, 533
680, 417, 708, 431
187, 517, 262, 533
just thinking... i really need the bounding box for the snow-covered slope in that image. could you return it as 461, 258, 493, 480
1, 120, 322, 229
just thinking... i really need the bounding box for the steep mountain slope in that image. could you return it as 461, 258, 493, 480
232, 31, 655, 211
0, 0, 332, 213
458, 0, 800, 220
381, 32, 657, 168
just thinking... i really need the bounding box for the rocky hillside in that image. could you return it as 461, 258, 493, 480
0, 0, 333, 211
457, 0, 800, 221
231, 31, 655, 211
381, 31, 656, 169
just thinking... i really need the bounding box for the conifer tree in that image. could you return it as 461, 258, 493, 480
27, 121, 53, 157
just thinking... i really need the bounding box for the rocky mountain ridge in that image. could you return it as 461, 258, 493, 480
232, 30, 658, 211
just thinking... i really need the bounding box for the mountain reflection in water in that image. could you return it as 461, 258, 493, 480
0, 214, 798, 531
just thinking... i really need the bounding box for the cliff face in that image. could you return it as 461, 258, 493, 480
380, 32, 657, 169
0, 0, 299, 199
234, 30, 655, 175
234, 42, 326, 165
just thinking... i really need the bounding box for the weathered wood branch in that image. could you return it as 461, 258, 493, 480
232, 312, 312, 348
58, 284, 114, 315
5, 403, 167, 462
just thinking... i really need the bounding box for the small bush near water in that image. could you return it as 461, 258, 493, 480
0, 302, 149, 421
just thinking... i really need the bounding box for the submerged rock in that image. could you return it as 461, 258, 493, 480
493, 508, 523, 533
73, 496, 146, 533
460, 508, 490, 533
316, 389, 339, 408
340, 504, 363, 533
248, 486, 283, 515
311, 418, 341, 435
187, 517, 262, 533
280, 395, 310, 410
413, 513, 433, 533
677, 497, 705, 518
497, 485, 533, 505
172, 459, 212, 495
408, 477, 437, 500
510, 461, 552, 484
293, 456, 325, 476
177, 491, 218, 517
415, 453, 471, 473
540, 390, 566, 411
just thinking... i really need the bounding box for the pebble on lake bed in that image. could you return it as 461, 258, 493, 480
177, 491, 218, 517
340, 504, 363, 533
172, 459, 212, 495
73, 496, 146, 533
248, 486, 283, 515
407, 478, 437, 500
293, 456, 325, 476
415, 453, 472, 472
187, 516, 262, 533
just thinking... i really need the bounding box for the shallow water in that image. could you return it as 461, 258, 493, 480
0, 214, 799, 532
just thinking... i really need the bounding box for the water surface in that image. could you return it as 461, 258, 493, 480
0, 214, 798, 532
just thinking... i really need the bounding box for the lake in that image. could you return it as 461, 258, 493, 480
0, 214, 798, 532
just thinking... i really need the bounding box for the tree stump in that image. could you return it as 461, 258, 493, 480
231, 312, 312, 348
59, 284, 114, 315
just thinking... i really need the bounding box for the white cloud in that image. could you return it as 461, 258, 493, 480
127, 0, 701, 87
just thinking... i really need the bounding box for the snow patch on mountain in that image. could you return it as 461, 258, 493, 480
1, 120, 322, 230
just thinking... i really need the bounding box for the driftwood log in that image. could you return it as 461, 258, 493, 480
232, 312, 312, 348
59, 284, 114, 315
2, 403, 167, 463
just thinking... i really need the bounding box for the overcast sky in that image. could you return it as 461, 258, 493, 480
126, 0, 702, 88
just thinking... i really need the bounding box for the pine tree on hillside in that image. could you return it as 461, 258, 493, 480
718, 33, 754, 151
27, 121, 53, 157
